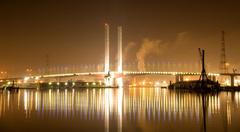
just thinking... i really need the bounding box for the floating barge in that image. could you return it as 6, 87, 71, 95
219, 86, 240, 91
169, 49, 240, 92
169, 49, 221, 92
169, 80, 220, 92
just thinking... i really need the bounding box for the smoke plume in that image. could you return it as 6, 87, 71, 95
123, 42, 136, 62
174, 32, 190, 49
136, 39, 165, 71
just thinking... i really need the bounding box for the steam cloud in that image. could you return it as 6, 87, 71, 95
136, 39, 165, 71
123, 42, 136, 62
123, 32, 189, 71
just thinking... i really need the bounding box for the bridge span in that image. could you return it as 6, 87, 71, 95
1, 71, 239, 87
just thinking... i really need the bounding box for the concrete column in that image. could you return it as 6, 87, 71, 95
212, 76, 216, 82
175, 75, 179, 83
179, 75, 184, 82
208, 75, 215, 81
175, 75, 184, 83
230, 75, 235, 87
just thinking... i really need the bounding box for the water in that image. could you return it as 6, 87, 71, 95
0, 88, 240, 132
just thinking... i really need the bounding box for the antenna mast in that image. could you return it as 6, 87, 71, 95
220, 30, 228, 73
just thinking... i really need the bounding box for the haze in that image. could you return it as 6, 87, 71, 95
0, 0, 240, 76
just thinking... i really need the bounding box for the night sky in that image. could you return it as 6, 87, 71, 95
0, 0, 240, 75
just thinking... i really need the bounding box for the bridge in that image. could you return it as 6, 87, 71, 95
1, 71, 239, 87
1, 24, 240, 88
42, 71, 240, 87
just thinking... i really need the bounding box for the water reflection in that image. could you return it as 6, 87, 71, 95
0, 88, 240, 132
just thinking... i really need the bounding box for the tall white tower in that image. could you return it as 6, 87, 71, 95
117, 26, 123, 73
105, 24, 110, 74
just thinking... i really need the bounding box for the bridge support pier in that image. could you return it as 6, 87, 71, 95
180, 75, 184, 82
175, 75, 184, 83
209, 75, 216, 82
230, 75, 235, 87
175, 75, 179, 83
212, 76, 216, 82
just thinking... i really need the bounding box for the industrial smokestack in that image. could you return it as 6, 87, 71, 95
117, 26, 123, 73
105, 23, 110, 74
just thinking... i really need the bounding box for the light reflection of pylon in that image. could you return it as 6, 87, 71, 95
104, 89, 109, 132
117, 87, 123, 132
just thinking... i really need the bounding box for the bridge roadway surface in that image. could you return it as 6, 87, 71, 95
0, 71, 232, 80
1, 71, 240, 87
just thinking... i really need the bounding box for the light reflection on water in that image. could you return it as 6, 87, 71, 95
0, 88, 240, 132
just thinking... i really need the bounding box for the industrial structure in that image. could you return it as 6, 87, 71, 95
220, 31, 228, 73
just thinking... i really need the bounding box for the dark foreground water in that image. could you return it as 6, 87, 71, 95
0, 88, 240, 132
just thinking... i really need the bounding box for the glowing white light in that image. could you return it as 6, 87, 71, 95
24, 90, 28, 111
104, 89, 110, 132
24, 77, 30, 81
117, 77, 123, 87
224, 80, 230, 86
110, 72, 115, 78
105, 75, 114, 87
155, 81, 160, 87
35, 76, 40, 80
117, 87, 123, 132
